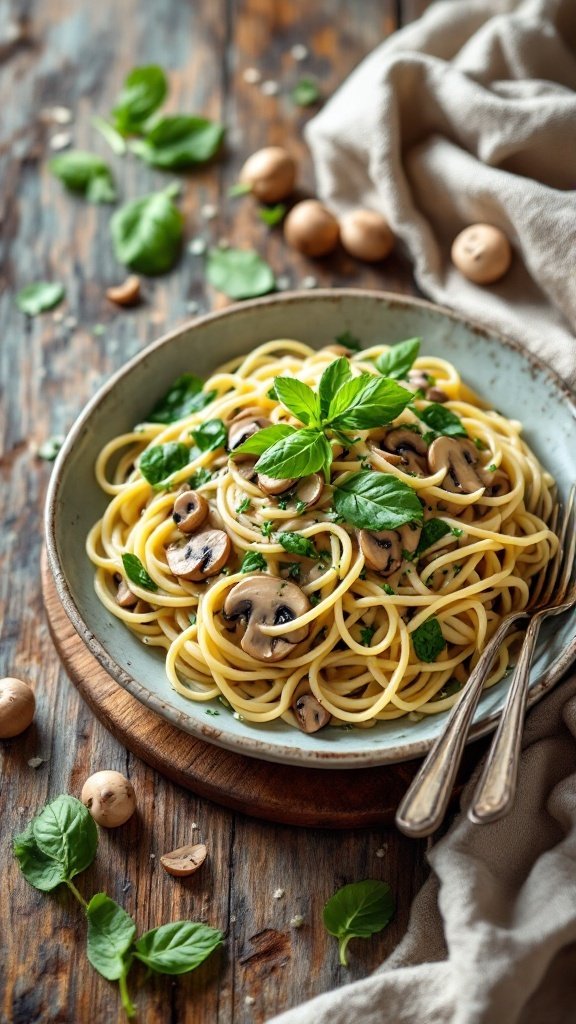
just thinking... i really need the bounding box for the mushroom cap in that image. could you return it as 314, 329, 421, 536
377, 427, 429, 475
284, 200, 339, 257
0, 676, 35, 738
81, 770, 136, 828
428, 436, 484, 494
172, 489, 209, 533
223, 574, 310, 662
293, 473, 324, 509
166, 529, 232, 581
234, 457, 258, 482
228, 405, 267, 425
160, 842, 207, 877
239, 146, 297, 203
339, 208, 395, 262
228, 415, 271, 452
451, 223, 512, 284
425, 387, 449, 403
359, 523, 421, 576
293, 693, 331, 733
257, 472, 296, 496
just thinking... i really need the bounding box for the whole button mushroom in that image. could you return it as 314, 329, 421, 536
223, 575, 310, 662
160, 842, 207, 877
81, 770, 136, 828
239, 146, 297, 204
451, 224, 512, 284
172, 489, 209, 533
284, 200, 339, 257
339, 209, 395, 262
293, 693, 331, 733
166, 529, 232, 581
0, 676, 35, 738
428, 436, 485, 493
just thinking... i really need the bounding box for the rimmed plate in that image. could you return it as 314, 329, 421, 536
45, 290, 576, 768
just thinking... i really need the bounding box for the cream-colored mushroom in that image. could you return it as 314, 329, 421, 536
223, 575, 310, 662
116, 578, 137, 608
228, 415, 271, 452
428, 436, 485, 493
339, 209, 395, 262
480, 468, 510, 497
292, 693, 331, 733
377, 427, 429, 475
228, 405, 267, 426
359, 522, 421, 577
284, 200, 339, 257
81, 770, 136, 828
172, 489, 209, 533
0, 677, 35, 738
235, 458, 258, 482
293, 473, 324, 509
257, 472, 297, 496
160, 843, 207, 877
451, 224, 512, 284
239, 146, 297, 203
166, 530, 231, 581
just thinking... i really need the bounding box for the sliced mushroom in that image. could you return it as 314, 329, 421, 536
116, 578, 138, 608
293, 693, 331, 733
293, 473, 324, 509
172, 489, 209, 533
160, 843, 207, 877
166, 530, 231, 581
228, 415, 271, 452
407, 369, 431, 392
480, 468, 510, 497
425, 387, 449, 403
228, 405, 267, 426
378, 427, 429, 475
234, 457, 258, 482
428, 437, 485, 494
257, 472, 296, 496
359, 522, 421, 577
223, 575, 310, 662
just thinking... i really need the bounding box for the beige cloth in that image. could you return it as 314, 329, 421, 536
268, 3, 576, 1023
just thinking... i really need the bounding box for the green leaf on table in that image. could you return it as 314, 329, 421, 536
318, 357, 353, 420
49, 150, 117, 203
323, 879, 394, 967
412, 617, 446, 663
241, 550, 267, 573
13, 824, 71, 892
190, 418, 227, 452
415, 518, 452, 555
376, 338, 421, 380
258, 203, 286, 226
86, 893, 136, 981
111, 186, 183, 275
333, 472, 423, 531
122, 553, 158, 593
92, 115, 127, 156
277, 532, 319, 559
130, 115, 224, 169
274, 376, 320, 426
418, 404, 467, 438
233, 423, 296, 457
254, 429, 332, 481
134, 920, 223, 975
13, 796, 98, 892
291, 77, 321, 107
37, 435, 65, 461
112, 65, 168, 135
139, 442, 190, 485
146, 374, 215, 424
16, 282, 65, 316
206, 247, 275, 300
328, 375, 412, 430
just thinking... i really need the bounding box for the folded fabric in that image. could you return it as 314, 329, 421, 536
305, 0, 576, 388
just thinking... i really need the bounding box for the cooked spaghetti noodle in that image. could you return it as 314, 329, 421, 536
86, 339, 558, 731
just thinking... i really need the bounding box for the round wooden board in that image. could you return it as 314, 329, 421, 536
42, 563, 483, 829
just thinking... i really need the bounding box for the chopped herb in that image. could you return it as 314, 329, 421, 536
139, 442, 190, 486
412, 617, 446, 663
236, 496, 251, 515
453, 564, 463, 575
228, 181, 252, 198
358, 568, 367, 581
260, 520, 274, 539
278, 532, 319, 559
280, 561, 301, 580
487, 463, 497, 472
451, 527, 464, 537
188, 612, 197, 626
147, 374, 215, 424
359, 625, 376, 647
415, 518, 452, 555
294, 498, 308, 515
122, 553, 158, 592
435, 678, 462, 700
240, 551, 267, 573
335, 330, 362, 352
188, 467, 212, 488
291, 77, 321, 107
309, 593, 321, 607
473, 437, 488, 451
381, 583, 395, 595
401, 549, 416, 562
258, 203, 286, 226
277, 497, 289, 511
375, 338, 421, 380
205, 708, 220, 716
190, 418, 227, 452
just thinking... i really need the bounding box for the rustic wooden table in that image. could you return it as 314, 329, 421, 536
0, 2, 448, 1022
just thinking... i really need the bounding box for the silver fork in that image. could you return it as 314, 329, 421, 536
395, 489, 573, 839
469, 484, 576, 824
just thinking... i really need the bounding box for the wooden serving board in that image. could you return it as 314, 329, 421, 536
42, 564, 482, 829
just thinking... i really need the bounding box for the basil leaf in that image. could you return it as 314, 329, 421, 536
318, 357, 352, 420
92, 115, 127, 155
233, 424, 296, 457
206, 247, 275, 300
333, 472, 423, 530
329, 376, 413, 430
111, 186, 183, 275
134, 921, 223, 976
258, 203, 286, 226
49, 150, 117, 204
122, 553, 158, 593
415, 518, 452, 555
241, 551, 267, 573
335, 330, 362, 352
190, 418, 227, 452
147, 374, 215, 424
29, 796, 98, 883
112, 65, 168, 134
13, 824, 70, 892
412, 617, 446, 663
16, 282, 65, 316
139, 442, 190, 486
277, 532, 319, 559
254, 429, 331, 480
376, 338, 421, 379
323, 879, 394, 967
188, 467, 212, 488
326, 373, 372, 421
131, 115, 224, 169
418, 404, 467, 438
86, 894, 136, 981
291, 77, 321, 107
274, 377, 320, 426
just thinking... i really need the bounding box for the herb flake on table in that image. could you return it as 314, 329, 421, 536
323, 879, 394, 966
291, 77, 321, 107
258, 203, 286, 226
16, 281, 65, 316
205, 246, 276, 300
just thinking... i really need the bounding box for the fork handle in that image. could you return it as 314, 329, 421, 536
395, 614, 525, 838
468, 616, 543, 825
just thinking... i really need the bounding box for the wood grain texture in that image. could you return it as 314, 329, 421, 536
0, 2, 453, 1022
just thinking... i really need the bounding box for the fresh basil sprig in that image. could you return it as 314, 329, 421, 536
323, 879, 394, 966
111, 184, 183, 275
14, 796, 98, 895
112, 65, 168, 135
375, 337, 421, 379
333, 472, 423, 531
146, 374, 216, 424
16, 281, 65, 316
139, 442, 190, 486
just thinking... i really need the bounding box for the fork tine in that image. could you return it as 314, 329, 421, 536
555, 483, 576, 602
530, 501, 561, 608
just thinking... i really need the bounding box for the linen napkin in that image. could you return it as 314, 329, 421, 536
267, 3, 576, 1022
305, 0, 576, 388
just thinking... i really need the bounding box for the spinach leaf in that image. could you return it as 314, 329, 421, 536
376, 338, 421, 379
328, 375, 412, 429
415, 518, 452, 555
233, 423, 296, 457
274, 377, 320, 426
254, 429, 332, 481
86, 893, 136, 981
418, 404, 467, 438
412, 617, 446, 662
134, 921, 223, 975
190, 418, 227, 452
111, 185, 183, 275
49, 150, 116, 203
206, 247, 275, 300
139, 442, 190, 485
258, 203, 286, 226
333, 472, 423, 531
323, 879, 394, 966
335, 330, 362, 352
131, 115, 224, 169
291, 77, 321, 107
122, 553, 158, 593
112, 65, 168, 135
146, 374, 215, 424
16, 282, 65, 316
241, 551, 267, 573
277, 532, 319, 559
318, 357, 352, 420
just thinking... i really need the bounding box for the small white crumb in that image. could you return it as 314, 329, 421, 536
42, 105, 73, 124
27, 757, 46, 769
375, 846, 387, 858
273, 888, 285, 899
63, 315, 77, 330
18, 806, 26, 814
233, 711, 244, 721
49, 131, 72, 151
186, 300, 200, 315
201, 203, 218, 221
290, 914, 304, 928
242, 67, 262, 85
276, 275, 291, 291
230, 914, 237, 923
261, 79, 280, 96
150, 853, 156, 860
408, 711, 424, 722
301, 275, 317, 289
291, 44, 309, 61
245, 996, 256, 1006
188, 237, 207, 256
122, 881, 132, 893
52, 310, 64, 323
191, 822, 198, 829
